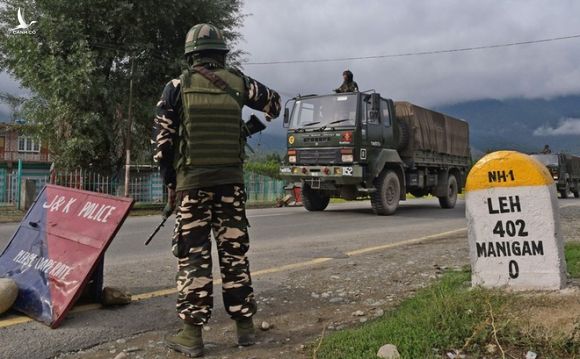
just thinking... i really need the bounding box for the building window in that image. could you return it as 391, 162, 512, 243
18, 136, 41, 153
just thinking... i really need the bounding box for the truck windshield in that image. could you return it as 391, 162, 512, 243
290, 95, 357, 129
532, 154, 559, 167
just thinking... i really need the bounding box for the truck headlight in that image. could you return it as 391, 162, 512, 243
341, 154, 353, 163
289, 155, 297, 163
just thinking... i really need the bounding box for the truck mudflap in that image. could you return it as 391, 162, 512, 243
280, 165, 364, 187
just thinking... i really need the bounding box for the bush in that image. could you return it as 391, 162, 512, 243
244, 160, 281, 179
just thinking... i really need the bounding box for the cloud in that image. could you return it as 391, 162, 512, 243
533, 118, 580, 136
241, 0, 580, 107
0, 72, 25, 95
3, 1, 580, 111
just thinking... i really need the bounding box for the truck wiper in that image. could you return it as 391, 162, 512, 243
316, 119, 351, 131
302, 121, 321, 127
328, 119, 351, 125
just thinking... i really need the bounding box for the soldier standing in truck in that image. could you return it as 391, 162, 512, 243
334, 70, 359, 93
542, 144, 552, 154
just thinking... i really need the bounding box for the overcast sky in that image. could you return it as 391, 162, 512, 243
2, 0, 580, 115
240, 0, 580, 106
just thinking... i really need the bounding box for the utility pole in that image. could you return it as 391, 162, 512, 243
124, 59, 134, 197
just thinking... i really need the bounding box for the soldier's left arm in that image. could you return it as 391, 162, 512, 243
153, 79, 182, 190
243, 76, 281, 119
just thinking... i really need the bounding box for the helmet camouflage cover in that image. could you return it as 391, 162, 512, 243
184, 23, 229, 55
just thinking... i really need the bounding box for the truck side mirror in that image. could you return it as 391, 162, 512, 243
369, 93, 380, 121
283, 108, 290, 128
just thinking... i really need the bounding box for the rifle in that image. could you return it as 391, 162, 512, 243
243, 114, 266, 138
144, 203, 173, 246
145, 115, 267, 246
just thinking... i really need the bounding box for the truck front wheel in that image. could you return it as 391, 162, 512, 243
371, 170, 400, 215
560, 182, 570, 199
302, 184, 330, 211
438, 174, 458, 209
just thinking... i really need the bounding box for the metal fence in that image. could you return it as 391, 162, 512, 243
0, 166, 52, 207
0, 168, 17, 205
244, 172, 286, 203
0, 166, 286, 206
49, 169, 117, 195
127, 171, 165, 203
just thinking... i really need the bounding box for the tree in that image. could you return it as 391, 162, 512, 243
0, 0, 245, 173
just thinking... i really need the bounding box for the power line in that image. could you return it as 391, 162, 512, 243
244, 33, 580, 66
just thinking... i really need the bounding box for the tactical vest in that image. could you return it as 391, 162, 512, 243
178, 68, 245, 168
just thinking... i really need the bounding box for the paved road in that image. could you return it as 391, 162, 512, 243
0, 199, 469, 293
0, 198, 578, 358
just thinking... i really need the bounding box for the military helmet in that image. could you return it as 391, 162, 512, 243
184, 23, 229, 55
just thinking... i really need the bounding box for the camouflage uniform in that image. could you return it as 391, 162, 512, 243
336, 80, 359, 93
154, 54, 280, 326
173, 185, 253, 324
335, 69, 359, 93
542, 145, 552, 154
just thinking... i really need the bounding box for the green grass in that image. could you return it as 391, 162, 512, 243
315, 249, 580, 359
330, 198, 348, 204
316, 271, 508, 359
565, 241, 580, 278
0, 210, 25, 223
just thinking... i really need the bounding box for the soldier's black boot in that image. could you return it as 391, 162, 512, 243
165, 323, 204, 357
236, 317, 256, 346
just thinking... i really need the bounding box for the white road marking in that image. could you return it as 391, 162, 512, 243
247, 213, 288, 218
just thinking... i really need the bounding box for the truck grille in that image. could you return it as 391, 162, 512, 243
298, 149, 340, 165
304, 136, 331, 143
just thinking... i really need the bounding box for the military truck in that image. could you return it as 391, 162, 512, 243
279, 92, 471, 215
530, 153, 580, 198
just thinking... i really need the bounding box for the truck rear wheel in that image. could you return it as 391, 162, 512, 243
438, 174, 458, 209
371, 170, 400, 215
302, 184, 330, 211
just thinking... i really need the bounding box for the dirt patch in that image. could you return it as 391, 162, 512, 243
512, 289, 580, 343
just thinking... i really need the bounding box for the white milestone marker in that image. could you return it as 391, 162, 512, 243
465, 151, 566, 290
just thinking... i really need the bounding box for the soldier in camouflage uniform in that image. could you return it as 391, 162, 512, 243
153, 23, 281, 357
542, 144, 552, 154
334, 69, 359, 93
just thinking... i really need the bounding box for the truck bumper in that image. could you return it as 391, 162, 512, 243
280, 165, 364, 186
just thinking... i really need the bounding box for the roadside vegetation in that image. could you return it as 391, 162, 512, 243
315, 245, 580, 359
0, 207, 25, 223
565, 241, 580, 278
244, 153, 283, 179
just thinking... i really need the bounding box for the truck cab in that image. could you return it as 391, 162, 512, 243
280, 92, 471, 215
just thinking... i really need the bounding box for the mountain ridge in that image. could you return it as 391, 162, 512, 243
437, 95, 580, 154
